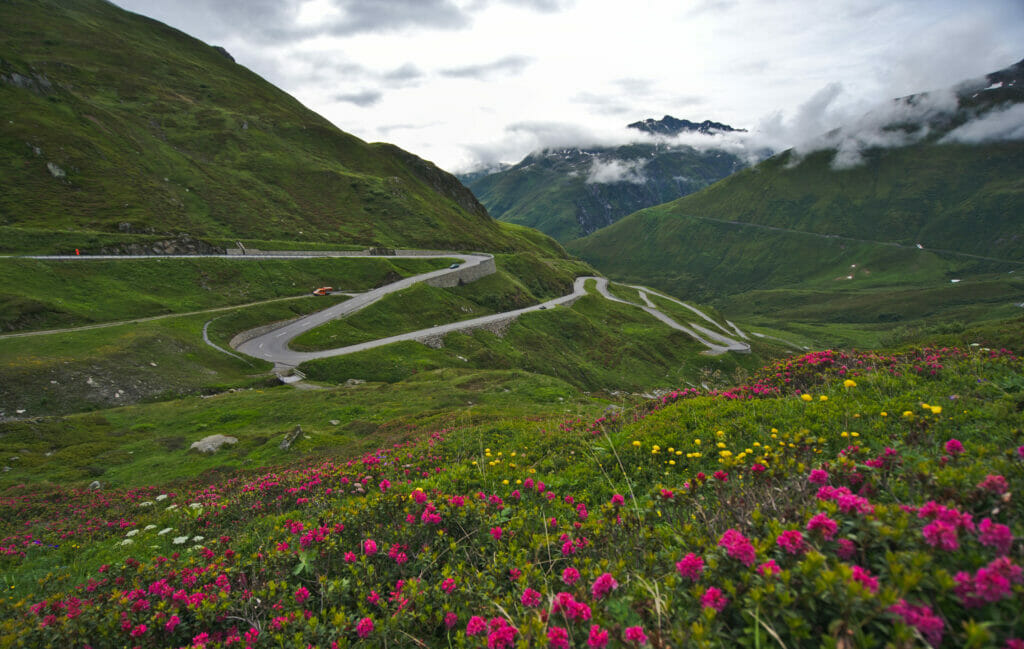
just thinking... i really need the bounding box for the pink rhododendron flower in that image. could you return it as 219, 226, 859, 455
806, 512, 838, 540
850, 565, 878, 593
521, 588, 542, 607
758, 559, 780, 577
561, 567, 580, 585
378, 479, 390, 492
624, 626, 649, 645
610, 494, 625, 506
547, 627, 570, 649
591, 573, 618, 600
363, 539, 377, 556
294, 586, 310, 604
890, 600, 944, 646
776, 530, 806, 555
487, 619, 518, 649
978, 518, 1014, 555
676, 552, 704, 581
490, 526, 503, 540
837, 539, 857, 559
356, 617, 374, 639
587, 624, 609, 648
440, 578, 456, 594
466, 616, 487, 636
944, 439, 964, 455
978, 474, 1009, 494
552, 592, 592, 621
922, 520, 959, 551
444, 611, 458, 629
719, 529, 756, 565
701, 587, 728, 612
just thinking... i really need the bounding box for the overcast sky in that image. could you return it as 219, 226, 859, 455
111, 0, 1023, 172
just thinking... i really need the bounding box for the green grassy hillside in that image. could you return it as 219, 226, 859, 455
0, 0, 562, 256
1, 344, 1021, 648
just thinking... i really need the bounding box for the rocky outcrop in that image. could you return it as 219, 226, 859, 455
377, 144, 493, 219
190, 434, 238, 454
99, 235, 225, 256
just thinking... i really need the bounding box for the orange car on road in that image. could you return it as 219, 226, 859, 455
312, 286, 333, 296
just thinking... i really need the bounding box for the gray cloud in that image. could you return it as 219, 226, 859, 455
586, 159, 647, 184
334, 90, 383, 106
440, 55, 532, 79
941, 103, 1024, 144
382, 63, 424, 84
465, 0, 575, 12
116, 0, 472, 44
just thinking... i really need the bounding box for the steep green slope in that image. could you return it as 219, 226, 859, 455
569, 60, 1024, 339
463, 141, 746, 242
0, 0, 559, 255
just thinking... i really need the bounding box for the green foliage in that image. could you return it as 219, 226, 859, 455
1, 347, 1022, 649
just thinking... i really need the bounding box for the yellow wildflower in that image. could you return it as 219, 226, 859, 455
801, 394, 813, 402
843, 379, 857, 388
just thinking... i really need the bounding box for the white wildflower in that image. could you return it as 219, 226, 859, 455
172, 536, 189, 545
117, 539, 134, 546
192, 535, 204, 542
158, 528, 172, 535
155, 494, 168, 501
165, 504, 179, 511
125, 529, 139, 537
138, 501, 154, 507
144, 524, 156, 531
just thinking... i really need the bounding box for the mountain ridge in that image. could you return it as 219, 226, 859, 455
0, 0, 561, 256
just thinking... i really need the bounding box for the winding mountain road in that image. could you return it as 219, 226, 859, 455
233, 267, 751, 370
1, 249, 752, 368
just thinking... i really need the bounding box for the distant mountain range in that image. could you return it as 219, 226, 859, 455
459, 118, 752, 242
569, 58, 1024, 342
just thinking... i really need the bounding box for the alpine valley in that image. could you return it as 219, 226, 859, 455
1, 2, 1023, 649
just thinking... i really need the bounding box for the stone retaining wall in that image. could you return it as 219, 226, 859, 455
416, 313, 516, 349
425, 256, 496, 287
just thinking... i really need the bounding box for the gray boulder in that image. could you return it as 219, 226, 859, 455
190, 434, 239, 454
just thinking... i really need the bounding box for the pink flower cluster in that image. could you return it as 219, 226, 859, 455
552, 592, 592, 622
978, 518, 1014, 555
954, 557, 1023, 608
700, 587, 728, 612
806, 512, 838, 540
590, 573, 618, 600
816, 486, 874, 515
918, 501, 975, 551
776, 530, 806, 555
718, 529, 756, 566
889, 600, 944, 646
676, 553, 704, 581
850, 565, 878, 593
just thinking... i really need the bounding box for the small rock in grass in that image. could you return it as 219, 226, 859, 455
190, 434, 239, 454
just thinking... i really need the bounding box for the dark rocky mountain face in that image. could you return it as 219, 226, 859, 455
460, 119, 752, 242
627, 115, 746, 136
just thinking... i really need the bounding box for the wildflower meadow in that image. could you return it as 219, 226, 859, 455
1, 346, 1021, 648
